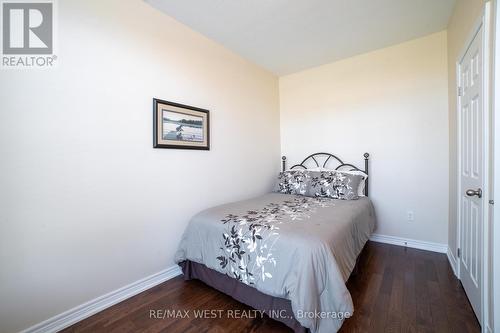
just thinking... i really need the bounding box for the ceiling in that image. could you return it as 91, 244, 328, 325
146, 0, 457, 76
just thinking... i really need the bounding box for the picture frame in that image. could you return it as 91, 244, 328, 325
153, 98, 210, 150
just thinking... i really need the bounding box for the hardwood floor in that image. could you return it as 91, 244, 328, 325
61, 242, 480, 333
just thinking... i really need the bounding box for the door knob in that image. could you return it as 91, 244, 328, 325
466, 188, 482, 198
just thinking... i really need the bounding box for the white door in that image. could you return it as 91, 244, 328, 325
458, 25, 484, 321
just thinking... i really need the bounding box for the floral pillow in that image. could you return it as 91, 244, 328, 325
273, 170, 310, 195
306, 171, 363, 200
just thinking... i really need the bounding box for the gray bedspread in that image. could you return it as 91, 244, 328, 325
175, 193, 376, 333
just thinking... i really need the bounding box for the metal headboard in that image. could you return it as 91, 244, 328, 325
281, 152, 370, 196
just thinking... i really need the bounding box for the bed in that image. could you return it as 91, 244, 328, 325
175, 153, 376, 333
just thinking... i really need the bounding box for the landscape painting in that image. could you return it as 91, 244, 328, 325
153, 98, 210, 150
162, 110, 203, 142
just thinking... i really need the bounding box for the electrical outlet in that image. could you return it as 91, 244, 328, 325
407, 210, 414, 222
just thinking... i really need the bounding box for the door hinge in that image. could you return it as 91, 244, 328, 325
457, 248, 460, 258
458, 87, 463, 96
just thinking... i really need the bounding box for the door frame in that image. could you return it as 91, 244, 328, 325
492, 0, 500, 331
455, 2, 493, 331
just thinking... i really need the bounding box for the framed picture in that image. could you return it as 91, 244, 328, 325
153, 98, 210, 150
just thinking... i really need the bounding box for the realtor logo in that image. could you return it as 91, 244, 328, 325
1, 0, 56, 68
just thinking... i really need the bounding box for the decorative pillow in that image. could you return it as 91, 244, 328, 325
339, 170, 368, 196
306, 168, 368, 196
306, 171, 363, 200
273, 170, 310, 195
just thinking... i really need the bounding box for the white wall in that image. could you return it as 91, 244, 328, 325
280, 31, 449, 245
0, 1, 280, 332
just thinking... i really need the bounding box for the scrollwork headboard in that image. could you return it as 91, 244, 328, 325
281, 152, 370, 196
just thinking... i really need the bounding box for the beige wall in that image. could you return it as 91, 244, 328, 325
280, 31, 449, 245
446, 0, 484, 264
0, 1, 491, 331
0, 1, 280, 332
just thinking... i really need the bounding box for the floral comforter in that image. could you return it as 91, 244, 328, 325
175, 193, 375, 333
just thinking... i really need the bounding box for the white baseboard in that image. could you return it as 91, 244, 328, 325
17, 237, 451, 333
21, 265, 182, 333
447, 247, 459, 277
370, 233, 447, 253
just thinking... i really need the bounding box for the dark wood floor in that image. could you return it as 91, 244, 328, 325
61, 242, 480, 333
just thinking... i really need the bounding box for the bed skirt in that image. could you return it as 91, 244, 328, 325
179, 244, 365, 333
179, 260, 308, 333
